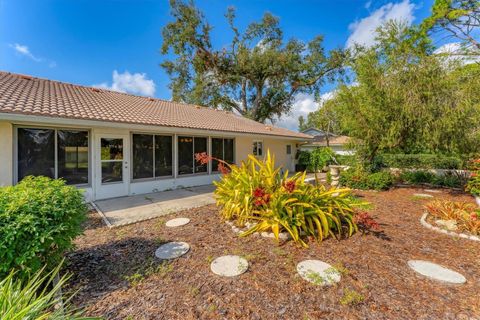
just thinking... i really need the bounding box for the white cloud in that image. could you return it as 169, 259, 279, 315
434, 42, 480, 65
9, 43, 56, 67
273, 91, 335, 131
94, 70, 156, 97
9, 43, 41, 62
346, 0, 415, 48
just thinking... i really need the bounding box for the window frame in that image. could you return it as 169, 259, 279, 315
176, 135, 209, 177
210, 137, 235, 173
14, 125, 91, 187
252, 140, 264, 157
130, 132, 174, 182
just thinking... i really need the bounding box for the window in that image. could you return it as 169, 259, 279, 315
286, 145, 292, 155
17, 128, 89, 185
178, 136, 207, 175
132, 134, 173, 180
253, 141, 263, 156
100, 138, 123, 183
211, 138, 235, 172
57, 130, 89, 184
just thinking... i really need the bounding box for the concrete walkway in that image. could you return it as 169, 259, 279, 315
93, 185, 215, 227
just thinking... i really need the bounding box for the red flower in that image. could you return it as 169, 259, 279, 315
283, 180, 296, 193
195, 152, 212, 165
217, 162, 230, 175
354, 212, 380, 230
263, 193, 271, 204
471, 213, 478, 221
254, 199, 264, 207
253, 187, 265, 198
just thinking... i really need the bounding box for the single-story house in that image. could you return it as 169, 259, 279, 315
299, 128, 352, 155
0, 71, 312, 201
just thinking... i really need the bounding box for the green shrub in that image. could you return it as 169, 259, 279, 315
399, 170, 463, 188
214, 151, 367, 247
381, 154, 463, 169
400, 170, 436, 184
335, 154, 357, 166
340, 168, 394, 190
466, 159, 480, 196
0, 263, 96, 320
297, 151, 311, 167
0, 176, 87, 279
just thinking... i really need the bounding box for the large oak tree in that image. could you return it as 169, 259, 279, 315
160, 0, 345, 123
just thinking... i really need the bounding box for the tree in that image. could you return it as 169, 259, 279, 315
305, 98, 343, 145
297, 116, 307, 131
422, 0, 480, 53
319, 21, 480, 163
160, 0, 345, 123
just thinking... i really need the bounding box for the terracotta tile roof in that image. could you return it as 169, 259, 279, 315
0, 71, 311, 139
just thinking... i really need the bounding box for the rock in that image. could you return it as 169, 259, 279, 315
165, 217, 190, 227
408, 260, 466, 284
155, 242, 190, 260
435, 219, 458, 231
296, 260, 341, 286
210, 255, 249, 277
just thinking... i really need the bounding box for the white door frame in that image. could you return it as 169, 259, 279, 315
94, 133, 130, 200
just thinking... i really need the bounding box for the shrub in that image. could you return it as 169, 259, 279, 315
0, 176, 87, 279
297, 151, 311, 167
466, 159, 480, 196
0, 263, 96, 320
399, 170, 463, 188
425, 200, 480, 235
213, 151, 367, 247
400, 170, 436, 184
340, 168, 394, 190
381, 154, 463, 169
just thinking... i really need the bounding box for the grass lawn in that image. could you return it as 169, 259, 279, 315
66, 187, 479, 319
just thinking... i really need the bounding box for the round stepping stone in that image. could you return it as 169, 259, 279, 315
155, 242, 190, 260
165, 217, 190, 227
413, 193, 434, 198
297, 260, 341, 286
408, 260, 466, 284
210, 255, 248, 277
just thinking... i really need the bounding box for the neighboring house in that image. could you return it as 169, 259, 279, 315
299, 127, 352, 155
0, 72, 312, 201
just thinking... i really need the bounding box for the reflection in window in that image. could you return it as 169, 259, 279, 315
194, 137, 207, 173
253, 141, 263, 156
17, 128, 55, 180
132, 134, 154, 179
212, 138, 234, 172
57, 130, 89, 184
101, 162, 123, 183
155, 135, 173, 177
178, 136, 193, 175
101, 138, 123, 160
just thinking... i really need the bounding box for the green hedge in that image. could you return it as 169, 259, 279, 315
399, 170, 464, 188
0, 176, 87, 279
340, 168, 394, 190
381, 154, 463, 169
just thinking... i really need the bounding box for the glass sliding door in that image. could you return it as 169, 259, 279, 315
211, 138, 235, 172
57, 130, 89, 184
177, 136, 208, 175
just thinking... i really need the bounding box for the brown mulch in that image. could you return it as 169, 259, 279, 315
66, 187, 480, 320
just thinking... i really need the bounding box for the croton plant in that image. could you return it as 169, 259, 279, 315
466, 158, 480, 197
200, 150, 371, 247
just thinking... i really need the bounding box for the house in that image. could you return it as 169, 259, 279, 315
299, 128, 352, 155
0, 72, 312, 201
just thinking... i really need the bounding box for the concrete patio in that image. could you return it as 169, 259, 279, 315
92, 184, 216, 227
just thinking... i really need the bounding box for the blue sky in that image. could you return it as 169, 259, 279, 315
0, 0, 437, 130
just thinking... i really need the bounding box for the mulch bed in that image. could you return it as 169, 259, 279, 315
66, 187, 480, 320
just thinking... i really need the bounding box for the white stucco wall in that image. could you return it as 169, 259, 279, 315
0, 121, 13, 186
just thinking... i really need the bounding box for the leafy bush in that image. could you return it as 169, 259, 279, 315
425, 200, 480, 235
297, 148, 336, 172
381, 154, 463, 169
0, 263, 96, 320
340, 168, 394, 190
335, 154, 357, 166
399, 170, 463, 188
0, 176, 87, 278
400, 170, 436, 184
213, 151, 367, 247
466, 159, 480, 196
297, 151, 311, 167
